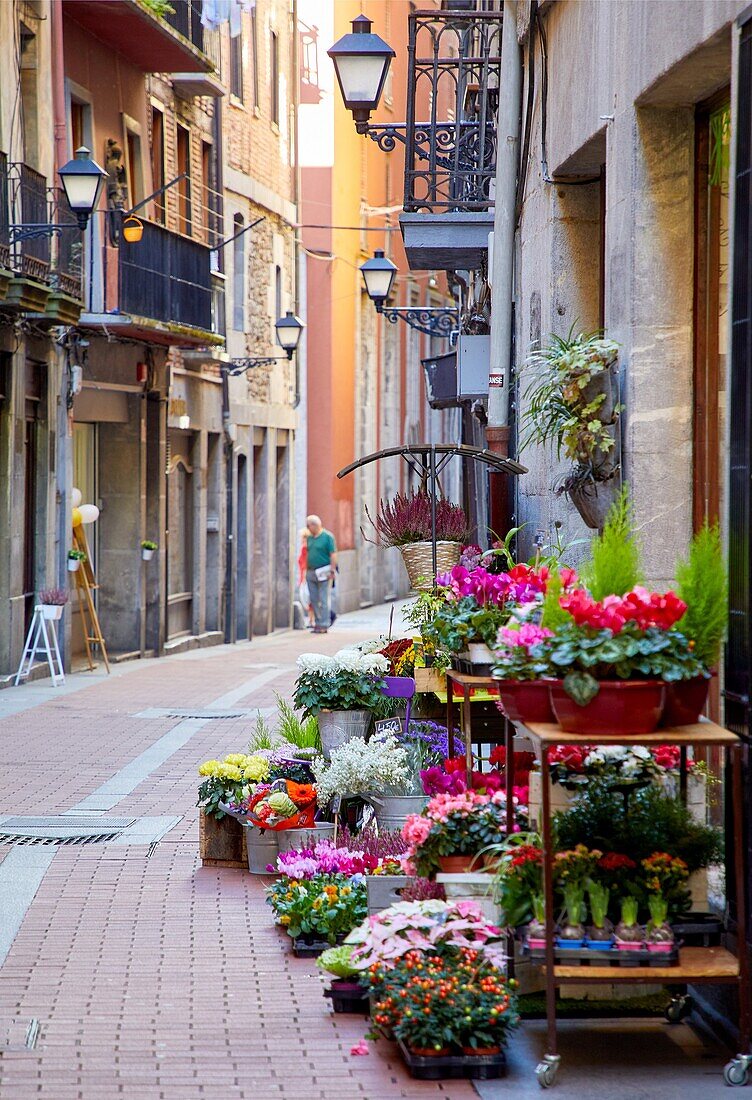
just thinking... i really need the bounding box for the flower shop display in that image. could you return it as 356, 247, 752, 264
272, 838, 403, 879
312, 733, 412, 805
266, 874, 368, 953
403, 789, 524, 877
519, 328, 622, 529
365, 490, 468, 589
293, 651, 391, 755
317, 945, 370, 1014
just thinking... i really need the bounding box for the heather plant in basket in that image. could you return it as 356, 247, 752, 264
365, 491, 468, 548
39, 587, 69, 605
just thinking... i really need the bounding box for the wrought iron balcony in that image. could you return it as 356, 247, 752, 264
163, 0, 204, 53
0, 153, 10, 276
402, 10, 501, 214
83, 214, 222, 347
10, 162, 51, 283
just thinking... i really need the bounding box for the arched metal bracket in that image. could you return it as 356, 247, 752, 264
380, 305, 459, 338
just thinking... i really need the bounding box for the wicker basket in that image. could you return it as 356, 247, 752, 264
399, 540, 462, 589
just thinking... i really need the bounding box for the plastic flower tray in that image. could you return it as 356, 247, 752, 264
397, 1039, 507, 1081
670, 914, 722, 948
323, 984, 370, 1015
526, 944, 680, 968
292, 934, 344, 958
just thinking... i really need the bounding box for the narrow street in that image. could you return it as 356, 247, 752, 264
0, 606, 733, 1100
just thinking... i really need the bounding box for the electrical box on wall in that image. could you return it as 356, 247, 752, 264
457, 335, 490, 400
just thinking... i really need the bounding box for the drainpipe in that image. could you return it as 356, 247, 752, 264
52, 0, 67, 170
486, 0, 522, 536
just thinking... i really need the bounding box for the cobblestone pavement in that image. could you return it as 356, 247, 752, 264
0, 606, 475, 1100
0, 604, 734, 1099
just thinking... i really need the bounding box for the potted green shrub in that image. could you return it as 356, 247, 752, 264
519, 328, 622, 529
666, 522, 727, 725
141, 539, 158, 561
67, 548, 86, 573
365, 490, 468, 590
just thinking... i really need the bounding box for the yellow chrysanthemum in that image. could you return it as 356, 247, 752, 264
243, 755, 270, 782
218, 763, 243, 781
198, 759, 221, 777
224, 753, 248, 767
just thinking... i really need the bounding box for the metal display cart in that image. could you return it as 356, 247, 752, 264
505, 718, 750, 1088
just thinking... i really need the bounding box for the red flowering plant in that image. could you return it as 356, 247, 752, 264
368, 947, 519, 1053
492, 835, 545, 928
546, 743, 680, 791
547, 586, 705, 705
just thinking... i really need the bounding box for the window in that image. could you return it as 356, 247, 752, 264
151, 107, 165, 224
230, 29, 244, 101
233, 214, 245, 331
274, 264, 282, 323
70, 101, 85, 152
124, 119, 143, 209
270, 30, 279, 125
176, 123, 192, 235
250, 7, 260, 108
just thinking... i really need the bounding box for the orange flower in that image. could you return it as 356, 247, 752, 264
287, 780, 316, 807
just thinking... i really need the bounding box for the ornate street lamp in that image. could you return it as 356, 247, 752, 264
227, 312, 305, 375
359, 252, 458, 339
327, 14, 395, 134
57, 147, 107, 230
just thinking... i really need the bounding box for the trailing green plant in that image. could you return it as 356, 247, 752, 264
580, 485, 642, 599
519, 326, 621, 478
423, 596, 510, 653
674, 522, 728, 669
553, 782, 723, 875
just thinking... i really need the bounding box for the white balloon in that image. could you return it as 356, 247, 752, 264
71, 488, 82, 508
78, 504, 100, 524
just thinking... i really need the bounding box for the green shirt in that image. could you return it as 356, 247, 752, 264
307, 530, 337, 570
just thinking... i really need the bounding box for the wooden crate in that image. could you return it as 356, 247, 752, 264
414, 667, 446, 694
199, 811, 248, 868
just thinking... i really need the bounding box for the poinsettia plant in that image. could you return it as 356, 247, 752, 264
547, 587, 704, 704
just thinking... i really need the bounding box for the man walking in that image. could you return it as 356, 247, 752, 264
305, 514, 337, 634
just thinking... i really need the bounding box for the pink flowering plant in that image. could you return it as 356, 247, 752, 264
492, 622, 554, 682
273, 839, 403, 879
344, 898, 507, 971
403, 790, 525, 877
422, 563, 549, 653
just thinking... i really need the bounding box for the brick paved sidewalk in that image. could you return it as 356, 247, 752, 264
0, 608, 477, 1099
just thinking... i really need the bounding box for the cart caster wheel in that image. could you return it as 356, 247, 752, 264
536, 1055, 560, 1088
724, 1058, 750, 1087
665, 995, 693, 1023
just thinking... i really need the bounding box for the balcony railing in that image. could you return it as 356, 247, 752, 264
0, 153, 9, 271
9, 162, 51, 281
164, 0, 204, 54
50, 188, 83, 299
403, 11, 502, 213
103, 214, 214, 332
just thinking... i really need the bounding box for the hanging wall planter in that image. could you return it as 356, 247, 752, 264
141, 540, 157, 561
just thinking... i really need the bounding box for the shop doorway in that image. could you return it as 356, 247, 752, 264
166, 431, 195, 639
71, 422, 98, 660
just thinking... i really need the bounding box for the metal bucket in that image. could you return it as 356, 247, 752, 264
373, 794, 427, 833
277, 822, 337, 853
318, 709, 370, 757
243, 825, 279, 874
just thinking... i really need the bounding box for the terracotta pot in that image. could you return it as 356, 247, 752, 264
409, 1045, 451, 1057
496, 680, 557, 725
661, 676, 711, 728
550, 680, 665, 736
438, 854, 482, 874
461, 1044, 501, 1056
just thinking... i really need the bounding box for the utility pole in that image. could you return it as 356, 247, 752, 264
486, 0, 522, 536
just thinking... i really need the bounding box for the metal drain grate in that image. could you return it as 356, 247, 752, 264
135, 707, 256, 720
0, 816, 134, 845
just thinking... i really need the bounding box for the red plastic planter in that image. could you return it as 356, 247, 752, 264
661, 676, 711, 727
496, 680, 558, 724
549, 680, 666, 736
